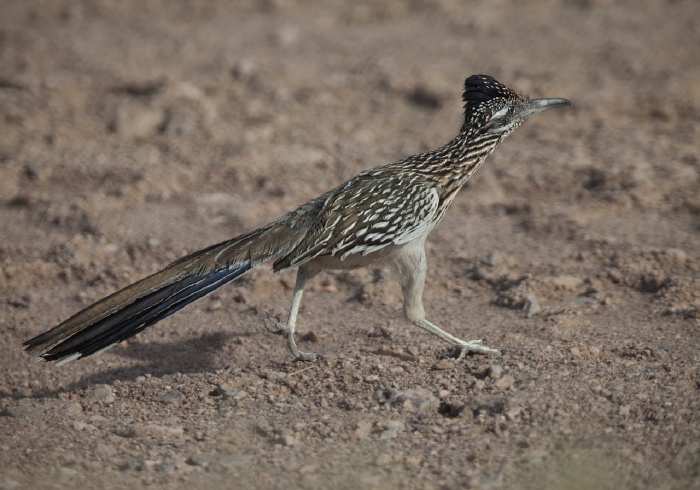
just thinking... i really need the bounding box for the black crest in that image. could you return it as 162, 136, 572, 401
462, 75, 517, 116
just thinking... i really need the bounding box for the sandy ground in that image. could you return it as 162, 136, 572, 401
1, 1, 699, 488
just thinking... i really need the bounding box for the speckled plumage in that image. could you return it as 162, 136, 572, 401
24, 75, 570, 364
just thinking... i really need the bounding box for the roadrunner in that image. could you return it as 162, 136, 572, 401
24, 75, 570, 365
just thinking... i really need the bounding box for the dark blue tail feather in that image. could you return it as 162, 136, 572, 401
39, 264, 253, 363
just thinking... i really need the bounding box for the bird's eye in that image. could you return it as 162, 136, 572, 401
493, 104, 513, 119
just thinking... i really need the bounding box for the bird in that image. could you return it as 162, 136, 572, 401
23, 75, 570, 366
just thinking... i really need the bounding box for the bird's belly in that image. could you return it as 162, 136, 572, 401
305, 246, 401, 271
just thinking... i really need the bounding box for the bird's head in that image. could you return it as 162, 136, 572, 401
462, 75, 570, 139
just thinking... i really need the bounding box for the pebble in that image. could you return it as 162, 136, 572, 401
354, 420, 373, 440
215, 454, 252, 471
280, 434, 297, 446
375, 453, 393, 466
139, 460, 159, 471
523, 293, 540, 316
662, 248, 687, 263
505, 407, 521, 421
254, 421, 274, 437
0, 477, 20, 489
94, 443, 117, 456
299, 463, 320, 474
379, 429, 399, 440
488, 364, 503, 380
84, 384, 115, 404
263, 371, 287, 380
383, 420, 406, 432
114, 103, 164, 139
3, 404, 46, 418
55, 402, 83, 416
126, 423, 184, 439
550, 275, 584, 290
386, 388, 439, 411
155, 391, 185, 404
222, 389, 247, 400
434, 359, 455, 370
494, 375, 515, 391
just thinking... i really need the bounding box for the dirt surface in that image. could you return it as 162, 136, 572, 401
1, 1, 699, 488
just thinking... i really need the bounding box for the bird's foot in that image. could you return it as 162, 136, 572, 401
450, 339, 503, 360
263, 311, 320, 361
263, 312, 286, 335
292, 349, 321, 362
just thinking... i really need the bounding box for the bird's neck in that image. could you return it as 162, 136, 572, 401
429, 128, 501, 192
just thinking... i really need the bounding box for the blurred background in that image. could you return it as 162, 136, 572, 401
0, 1, 698, 489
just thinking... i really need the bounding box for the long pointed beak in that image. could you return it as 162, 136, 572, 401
522, 97, 571, 119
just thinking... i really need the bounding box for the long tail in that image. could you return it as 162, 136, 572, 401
23, 215, 308, 365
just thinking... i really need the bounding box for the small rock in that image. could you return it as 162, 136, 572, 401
59, 467, 77, 477
662, 248, 687, 263
270, 25, 300, 47
383, 420, 406, 432
263, 371, 287, 380
3, 404, 46, 418
95, 443, 117, 456
299, 463, 320, 474
55, 401, 83, 416
280, 434, 297, 446
671, 442, 700, 478
523, 293, 540, 316
375, 454, 392, 466
0, 477, 20, 489
186, 453, 212, 468
254, 421, 274, 437
354, 420, 373, 440
494, 375, 515, 391
231, 59, 257, 80
434, 359, 455, 370
84, 384, 115, 404
386, 388, 439, 411
505, 407, 521, 421
550, 275, 584, 290
488, 364, 503, 380
608, 269, 622, 284
379, 429, 399, 440
126, 423, 184, 439
215, 454, 253, 471
208, 299, 223, 311
155, 391, 185, 404
222, 389, 247, 400
486, 251, 504, 266
139, 459, 159, 471
114, 103, 165, 139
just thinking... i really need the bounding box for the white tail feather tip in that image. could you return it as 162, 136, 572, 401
55, 353, 82, 367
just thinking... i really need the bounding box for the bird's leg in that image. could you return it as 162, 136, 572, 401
393, 246, 502, 359
264, 266, 320, 361
413, 319, 501, 359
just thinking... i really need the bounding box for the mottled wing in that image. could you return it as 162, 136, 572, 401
274, 174, 438, 271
